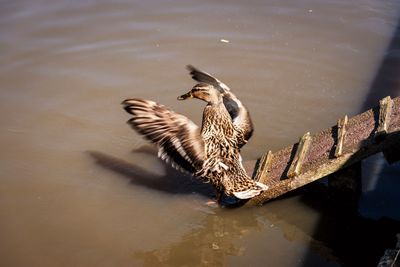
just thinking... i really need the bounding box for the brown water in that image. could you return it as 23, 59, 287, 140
1, 0, 400, 266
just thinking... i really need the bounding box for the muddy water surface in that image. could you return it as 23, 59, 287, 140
1, 1, 400, 266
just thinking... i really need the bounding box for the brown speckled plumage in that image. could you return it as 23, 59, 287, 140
122, 66, 268, 203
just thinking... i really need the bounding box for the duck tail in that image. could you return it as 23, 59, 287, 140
232, 182, 268, 199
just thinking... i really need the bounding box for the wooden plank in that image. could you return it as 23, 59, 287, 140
376, 96, 393, 135
334, 115, 348, 157
245, 96, 400, 206
254, 150, 273, 184
287, 132, 312, 178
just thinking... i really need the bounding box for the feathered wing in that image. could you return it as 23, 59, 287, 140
122, 99, 205, 173
187, 65, 254, 143
187, 64, 231, 93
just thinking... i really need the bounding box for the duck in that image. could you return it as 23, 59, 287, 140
122, 66, 268, 203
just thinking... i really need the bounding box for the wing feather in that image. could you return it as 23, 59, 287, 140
187, 65, 231, 93
122, 99, 205, 173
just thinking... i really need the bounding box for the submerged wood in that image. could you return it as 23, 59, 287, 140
244, 96, 400, 206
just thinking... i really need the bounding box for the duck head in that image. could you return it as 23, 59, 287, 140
177, 83, 221, 104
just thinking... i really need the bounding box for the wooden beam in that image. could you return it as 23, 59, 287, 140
334, 115, 348, 157
287, 132, 312, 178
254, 150, 273, 184
376, 96, 393, 135
245, 96, 400, 206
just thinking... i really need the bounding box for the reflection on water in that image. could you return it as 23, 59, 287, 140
1, 0, 400, 266
133, 202, 337, 267
134, 209, 252, 267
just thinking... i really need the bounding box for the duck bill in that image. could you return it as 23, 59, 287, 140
177, 91, 192, 100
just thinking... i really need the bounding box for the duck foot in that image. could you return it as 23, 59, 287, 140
205, 199, 219, 208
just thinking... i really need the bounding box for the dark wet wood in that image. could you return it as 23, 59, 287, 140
327, 162, 362, 209
244, 96, 400, 206
383, 145, 400, 164
378, 233, 400, 267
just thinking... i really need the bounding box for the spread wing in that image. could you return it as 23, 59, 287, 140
187, 64, 231, 94
122, 99, 205, 173
187, 65, 254, 143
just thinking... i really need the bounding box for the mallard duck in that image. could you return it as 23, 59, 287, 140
122, 66, 268, 203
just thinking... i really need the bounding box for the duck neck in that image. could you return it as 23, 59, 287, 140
202, 97, 233, 135
207, 94, 223, 106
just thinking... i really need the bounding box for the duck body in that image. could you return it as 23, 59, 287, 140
122, 66, 267, 203
197, 102, 266, 200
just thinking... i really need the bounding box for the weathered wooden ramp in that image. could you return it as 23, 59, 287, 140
244, 96, 400, 206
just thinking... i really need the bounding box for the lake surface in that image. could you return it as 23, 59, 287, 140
1, 0, 400, 266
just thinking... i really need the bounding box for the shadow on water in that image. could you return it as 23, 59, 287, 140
300, 12, 400, 267
87, 148, 213, 197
